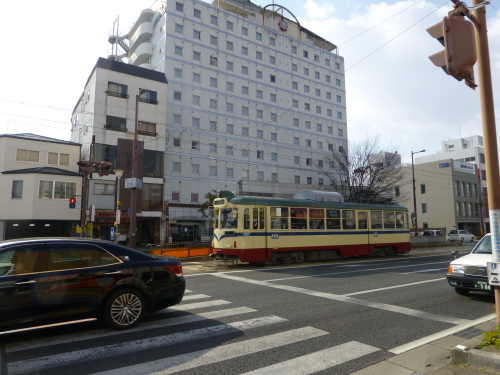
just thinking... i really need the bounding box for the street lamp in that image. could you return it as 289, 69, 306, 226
411, 150, 426, 236
114, 169, 124, 244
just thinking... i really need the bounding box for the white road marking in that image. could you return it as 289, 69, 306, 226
8, 315, 287, 375
7, 307, 256, 353
400, 268, 446, 274
88, 327, 329, 375
240, 341, 380, 375
389, 313, 497, 354
265, 261, 450, 282
212, 274, 470, 325
180, 294, 210, 301
184, 289, 193, 293
174, 299, 231, 310
337, 261, 410, 268
343, 278, 446, 296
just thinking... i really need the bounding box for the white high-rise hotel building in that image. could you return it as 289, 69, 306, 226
106, 0, 346, 238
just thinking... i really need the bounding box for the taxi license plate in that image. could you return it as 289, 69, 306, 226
473, 280, 491, 290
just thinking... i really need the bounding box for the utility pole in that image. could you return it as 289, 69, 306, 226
411, 150, 426, 236
469, 0, 500, 324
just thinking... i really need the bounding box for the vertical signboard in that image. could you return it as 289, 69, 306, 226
490, 210, 500, 262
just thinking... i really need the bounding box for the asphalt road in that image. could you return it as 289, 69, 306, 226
1, 242, 495, 375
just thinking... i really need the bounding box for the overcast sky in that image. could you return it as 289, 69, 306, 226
0, 0, 498, 164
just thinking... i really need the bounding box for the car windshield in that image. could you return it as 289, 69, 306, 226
472, 235, 491, 254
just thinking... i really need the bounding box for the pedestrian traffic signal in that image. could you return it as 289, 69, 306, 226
426, 15, 477, 89
69, 198, 76, 209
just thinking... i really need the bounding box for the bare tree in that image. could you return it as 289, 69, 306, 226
320, 136, 409, 203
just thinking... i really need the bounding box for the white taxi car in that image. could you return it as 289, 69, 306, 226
446, 234, 492, 296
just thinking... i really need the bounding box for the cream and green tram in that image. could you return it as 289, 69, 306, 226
211, 190, 411, 264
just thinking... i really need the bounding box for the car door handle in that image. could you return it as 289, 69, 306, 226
14, 280, 37, 285
104, 270, 121, 275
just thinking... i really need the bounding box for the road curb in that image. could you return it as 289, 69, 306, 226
450, 335, 500, 373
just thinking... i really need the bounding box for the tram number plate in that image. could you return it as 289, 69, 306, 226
473, 280, 491, 290
271, 234, 279, 239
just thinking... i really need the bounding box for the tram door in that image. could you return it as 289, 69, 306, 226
243, 207, 267, 261
357, 212, 371, 255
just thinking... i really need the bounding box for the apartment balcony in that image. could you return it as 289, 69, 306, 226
129, 22, 153, 55
128, 9, 154, 40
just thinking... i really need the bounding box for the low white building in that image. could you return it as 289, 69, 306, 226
0, 134, 82, 240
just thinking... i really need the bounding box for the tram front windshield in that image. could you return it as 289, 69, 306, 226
220, 208, 238, 229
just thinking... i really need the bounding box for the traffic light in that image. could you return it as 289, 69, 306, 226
426, 15, 477, 89
69, 198, 76, 209
98, 162, 113, 176
77, 160, 94, 173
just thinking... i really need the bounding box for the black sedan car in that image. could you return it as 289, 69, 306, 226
0, 238, 185, 332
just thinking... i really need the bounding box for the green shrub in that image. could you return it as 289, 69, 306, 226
477, 325, 500, 349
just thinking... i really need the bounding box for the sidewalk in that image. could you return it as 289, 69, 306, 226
351, 318, 500, 375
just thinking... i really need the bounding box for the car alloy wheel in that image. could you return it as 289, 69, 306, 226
105, 289, 145, 329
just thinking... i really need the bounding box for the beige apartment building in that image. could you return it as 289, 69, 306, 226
397, 159, 481, 235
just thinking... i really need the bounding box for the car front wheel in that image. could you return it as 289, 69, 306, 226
104, 289, 145, 329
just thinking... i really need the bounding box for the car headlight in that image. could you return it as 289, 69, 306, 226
448, 264, 464, 274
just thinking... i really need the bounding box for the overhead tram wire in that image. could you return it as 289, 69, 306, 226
345, 0, 451, 72
338, 0, 426, 47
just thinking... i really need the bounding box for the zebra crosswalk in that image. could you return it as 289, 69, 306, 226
2, 290, 382, 375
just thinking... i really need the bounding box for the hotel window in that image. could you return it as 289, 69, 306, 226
194, 9, 201, 18
295, 176, 300, 184
191, 193, 199, 202
210, 35, 218, 45
191, 141, 199, 150
173, 138, 181, 147
326, 92, 331, 99
192, 164, 199, 174
270, 93, 276, 102
242, 46, 248, 55
269, 37, 275, 46
271, 113, 277, 122
242, 86, 249, 95
256, 32, 262, 41
314, 54, 319, 62
293, 118, 299, 127
328, 126, 333, 134
226, 103, 234, 113
337, 95, 341, 103
270, 56, 276, 64
305, 121, 311, 129
294, 137, 299, 145
209, 166, 217, 176
303, 50, 308, 58
172, 162, 181, 172
316, 106, 322, 114
256, 51, 262, 60
271, 173, 278, 182
242, 149, 249, 157
138, 121, 156, 136
226, 21, 233, 30
257, 130, 263, 139
226, 61, 233, 71
210, 99, 217, 109
337, 112, 342, 119
226, 41, 233, 51
304, 85, 310, 93
270, 75, 276, 83
319, 178, 324, 185
304, 68, 309, 75
242, 127, 249, 136
306, 139, 311, 147
242, 26, 248, 35
105, 116, 126, 131
174, 91, 182, 100
338, 128, 343, 136
271, 152, 278, 161
325, 58, 330, 66
210, 77, 218, 87
317, 141, 323, 150
242, 66, 249, 75
271, 132, 277, 141
257, 90, 263, 98
306, 158, 312, 166
226, 124, 234, 134
292, 46, 297, 54
175, 24, 183, 33
257, 150, 264, 159
326, 75, 331, 83
210, 121, 217, 131
209, 144, 217, 153
226, 81, 234, 91
318, 160, 323, 168
256, 70, 262, 78
307, 177, 312, 184
292, 81, 298, 90
336, 78, 341, 86
256, 109, 263, 119
292, 63, 297, 72
422, 203, 427, 213
226, 168, 233, 178
193, 51, 201, 61
317, 123, 322, 132
210, 15, 218, 25
315, 88, 321, 97
335, 62, 340, 69
242, 169, 249, 179
193, 73, 200, 82
293, 100, 298, 108
174, 68, 182, 78
315, 71, 320, 79
175, 2, 183, 12
328, 143, 333, 150
257, 171, 264, 181
305, 103, 310, 111
242, 106, 249, 115
106, 82, 128, 98
226, 146, 233, 155
294, 156, 300, 165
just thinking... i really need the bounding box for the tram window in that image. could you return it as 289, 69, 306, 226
371, 211, 382, 229
326, 210, 341, 229
384, 211, 395, 229
358, 212, 367, 229
252, 208, 259, 229
342, 210, 356, 230
309, 209, 325, 230
259, 208, 265, 229
221, 208, 238, 229
270, 207, 289, 230
213, 210, 219, 229
244, 207, 251, 230
396, 212, 405, 228
291, 208, 307, 229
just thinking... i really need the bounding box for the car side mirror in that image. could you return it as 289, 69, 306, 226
451, 250, 459, 259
